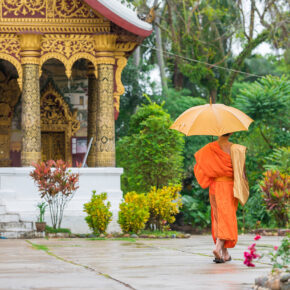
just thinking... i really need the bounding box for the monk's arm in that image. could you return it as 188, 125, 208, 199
194, 163, 212, 189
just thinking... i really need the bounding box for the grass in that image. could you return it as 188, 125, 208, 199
45, 225, 71, 234
139, 230, 181, 237
86, 237, 136, 242
26, 241, 49, 252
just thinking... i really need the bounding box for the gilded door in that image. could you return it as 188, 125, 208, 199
41, 132, 65, 162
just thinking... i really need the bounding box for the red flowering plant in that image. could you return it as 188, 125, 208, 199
30, 160, 79, 229
244, 235, 290, 269
260, 170, 289, 227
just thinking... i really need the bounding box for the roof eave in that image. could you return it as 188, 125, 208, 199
84, 0, 153, 37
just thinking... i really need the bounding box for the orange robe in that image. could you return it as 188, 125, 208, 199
194, 141, 238, 248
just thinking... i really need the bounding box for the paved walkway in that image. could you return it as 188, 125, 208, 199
0, 235, 283, 290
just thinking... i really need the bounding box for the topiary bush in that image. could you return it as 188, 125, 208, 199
118, 192, 149, 234
83, 191, 112, 235
146, 185, 182, 231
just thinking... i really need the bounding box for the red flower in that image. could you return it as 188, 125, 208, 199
254, 235, 261, 241
274, 246, 278, 251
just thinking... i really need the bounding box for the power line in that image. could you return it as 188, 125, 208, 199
141, 44, 266, 79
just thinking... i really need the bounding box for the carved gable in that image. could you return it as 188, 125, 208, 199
0, 0, 110, 34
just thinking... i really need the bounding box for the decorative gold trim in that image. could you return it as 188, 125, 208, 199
0, 24, 110, 34
94, 34, 117, 51
67, 52, 97, 78
0, 53, 22, 89
95, 57, 116, 65
115, 57, 127, 96
116, 42, 138, 52
113, 57, 127, 113
19, 34, 42, 51
39, 52, 69, 77
21, 57, 40, 65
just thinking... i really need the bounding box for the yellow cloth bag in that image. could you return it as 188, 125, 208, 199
231, 144, 249, 206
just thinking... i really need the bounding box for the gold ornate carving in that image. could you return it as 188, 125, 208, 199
0, 0, 111, 34
2, 0, 46, 17
21, 63, 41, 166
40, 34, 99, 78
54, 0, 96, 19
94, 34, 117, 51
116, 42, 138, 52
41, 80, 80, 163
39, 52, 69, 77
95, 57, 116, 65
114, 57, 127, 113
41, 34, 94, 59
19, 34, 41, 65
115, 57, 127, 97
0, 34, 20, 57
96, 64, 115, 167
1, 0, 96, 18
67, 52, 97, 78
19, 34, 42, 51
87, 73, 97, 167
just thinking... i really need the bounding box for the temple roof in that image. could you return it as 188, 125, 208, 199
84, 0, 153, 37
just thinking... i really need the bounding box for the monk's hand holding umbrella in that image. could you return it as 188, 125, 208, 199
170, 99, 253, 263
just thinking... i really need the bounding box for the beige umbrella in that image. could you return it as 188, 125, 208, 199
170, 100, 253, 136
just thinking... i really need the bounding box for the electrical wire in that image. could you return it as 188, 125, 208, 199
141, 44, 267, 79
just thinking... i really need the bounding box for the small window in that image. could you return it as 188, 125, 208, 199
79, 96, 84, 105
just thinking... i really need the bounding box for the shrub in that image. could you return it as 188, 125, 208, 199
83, 191, 112, 235
181, 195, 211, 229
30, 160, 79, 229
260, 170, 289, 227
117, 101, 184, 193
118, 192, 150, 233
147, 185, 182, 231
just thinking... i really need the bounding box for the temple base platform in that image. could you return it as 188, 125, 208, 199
0, 167, 123, 234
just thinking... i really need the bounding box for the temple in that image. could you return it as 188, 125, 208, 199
0, 0, 152, 236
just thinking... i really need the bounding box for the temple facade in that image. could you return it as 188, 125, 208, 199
0, 0, 152, 235
0, 0, 152, 168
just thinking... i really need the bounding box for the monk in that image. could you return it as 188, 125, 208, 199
194, 133, 249, 263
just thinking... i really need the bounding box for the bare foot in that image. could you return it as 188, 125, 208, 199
222, 248, 231, 261
213, 249, 222, 260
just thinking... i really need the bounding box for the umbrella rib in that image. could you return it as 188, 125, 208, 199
221, 106, 253, 128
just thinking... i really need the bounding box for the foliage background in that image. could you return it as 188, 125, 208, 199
116, 0, 290, 230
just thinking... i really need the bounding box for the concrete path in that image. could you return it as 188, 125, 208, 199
0, 235, 283, 290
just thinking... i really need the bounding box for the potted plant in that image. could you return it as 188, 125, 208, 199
35, 202, 47, 232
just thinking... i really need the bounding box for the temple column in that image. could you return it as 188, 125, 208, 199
87, 64, 98, 167
94, 34, 117, 167
95, 60, 115, 167
19, 34, 42, 166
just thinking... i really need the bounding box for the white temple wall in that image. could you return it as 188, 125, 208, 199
0, 167, 123, 234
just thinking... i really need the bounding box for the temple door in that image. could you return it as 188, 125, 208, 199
41, 132, 65, 162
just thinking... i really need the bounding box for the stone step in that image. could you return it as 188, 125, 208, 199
0, 205, 6, 214
0, 213, 20, 222
0, 221, 34, 231
0, 231, 45, 239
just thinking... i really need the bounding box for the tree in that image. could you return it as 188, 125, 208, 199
117, 100, 184, 193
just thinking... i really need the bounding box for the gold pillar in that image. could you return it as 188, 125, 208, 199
95, 60, 115, 167
20, 34, 42, 166
87, 64, 98, 167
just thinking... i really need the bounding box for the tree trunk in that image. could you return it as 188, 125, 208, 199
221, 30, 269, 104
133, 47, 141, 68
155, 12, 168, 93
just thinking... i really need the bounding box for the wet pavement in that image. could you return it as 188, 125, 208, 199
0, 235, 282, 290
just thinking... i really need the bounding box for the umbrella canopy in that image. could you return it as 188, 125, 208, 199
170, 102, 253, 136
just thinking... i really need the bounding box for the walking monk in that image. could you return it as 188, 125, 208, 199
194, 133, 249, 263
